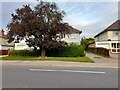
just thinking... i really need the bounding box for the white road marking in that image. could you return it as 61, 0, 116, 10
30, 69, 106, 74
23, 61, 31, 62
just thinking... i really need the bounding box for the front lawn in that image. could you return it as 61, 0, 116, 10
2, 56, 94, 63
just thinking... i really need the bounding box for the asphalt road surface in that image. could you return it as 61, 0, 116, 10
2, 62, 118, 88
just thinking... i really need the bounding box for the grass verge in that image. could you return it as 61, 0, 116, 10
2, 56, 94, 63
93, 56, 101, 59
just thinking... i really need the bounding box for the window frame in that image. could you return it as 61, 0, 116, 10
112, 31, 120, 36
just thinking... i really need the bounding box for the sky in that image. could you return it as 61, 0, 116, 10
0, 1, 119, 38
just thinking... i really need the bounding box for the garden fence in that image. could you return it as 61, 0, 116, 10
87, 47, 110, 57
0, 50, 9, 55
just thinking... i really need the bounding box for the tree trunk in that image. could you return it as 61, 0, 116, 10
41, 47, 46, 58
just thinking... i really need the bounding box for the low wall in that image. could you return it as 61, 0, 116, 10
0, 50, 9, 55
109, 53, 120, 59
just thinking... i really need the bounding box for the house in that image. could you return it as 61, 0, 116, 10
0, 29, 14, 50
0, 29, 14, 55
15, 38, 32, 50
15, 27, 82, 50
61, 26, 82, 45
94, 20, 120, 58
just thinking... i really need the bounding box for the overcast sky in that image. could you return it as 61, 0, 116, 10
0, 1, 119, 38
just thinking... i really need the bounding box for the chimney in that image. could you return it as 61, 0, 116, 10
0, 29, 4, 38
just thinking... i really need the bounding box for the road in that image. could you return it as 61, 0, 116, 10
2, 61, 118, 88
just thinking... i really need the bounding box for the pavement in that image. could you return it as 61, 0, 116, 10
0, 53, 119, 68
1, 60, 118, 69
1, 53, 119, 88
86, 53, 118, 63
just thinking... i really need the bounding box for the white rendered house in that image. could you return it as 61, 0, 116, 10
14, 38, 32, 50
14, 27, 82, 50
61, 27, 82, 45
94, 20, 120, 53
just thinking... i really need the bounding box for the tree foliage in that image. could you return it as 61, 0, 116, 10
81, 37, 95, 50
7, 1, 71, 57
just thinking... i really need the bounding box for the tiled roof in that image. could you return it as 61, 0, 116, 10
0, 38, 14, 46
94, 20, 120, 38
69, 26, 82, 34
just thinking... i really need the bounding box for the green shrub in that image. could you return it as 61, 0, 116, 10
9, 50, 40, 56
9, 45, 85, 57
46, 45, 85, 57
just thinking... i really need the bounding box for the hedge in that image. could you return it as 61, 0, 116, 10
46, 45, 85, 57
9, 50, 40, 57
9, 45, 85, 57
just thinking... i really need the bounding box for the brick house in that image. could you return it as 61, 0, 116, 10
0, 29, 14, 55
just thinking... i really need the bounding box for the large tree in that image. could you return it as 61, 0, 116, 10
7, 1, 71, 57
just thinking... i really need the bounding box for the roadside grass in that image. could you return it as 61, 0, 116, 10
2, 56, 94, 63
93, 56, 101, 59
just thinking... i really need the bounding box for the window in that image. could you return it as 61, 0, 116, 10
112, 43, 116, 48
112, 31, 120, 36
111, 43, 120, 53
69, 34, 77, 39
117, 43, 120, 48
112, 43, 120, 48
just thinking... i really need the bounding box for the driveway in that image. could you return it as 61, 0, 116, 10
86, 53, 118, 63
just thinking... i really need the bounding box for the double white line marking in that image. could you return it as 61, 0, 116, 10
30, 69, 106, 74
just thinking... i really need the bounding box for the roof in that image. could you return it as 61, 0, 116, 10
0, 38, 14, 46
0, 29, 14, 46
94, 20, 120, 38
69, 26, 82, 34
